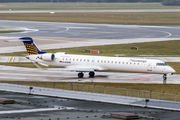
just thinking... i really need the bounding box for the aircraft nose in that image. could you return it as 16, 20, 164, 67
168, 67, 175, 73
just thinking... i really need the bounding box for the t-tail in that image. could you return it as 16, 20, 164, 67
5, 37, 46, 55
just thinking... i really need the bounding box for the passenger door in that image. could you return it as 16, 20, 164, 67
147, 62, 152, 71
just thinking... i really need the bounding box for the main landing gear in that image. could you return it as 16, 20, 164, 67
89, 72, 95, 78
78, 72, 84, 78
77, 72, 95, 78
163, 74, 167, 84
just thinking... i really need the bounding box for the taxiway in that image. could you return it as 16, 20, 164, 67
0, 65, 178, 84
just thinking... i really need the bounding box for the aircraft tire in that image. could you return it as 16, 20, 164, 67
78, 72, 84, 78
163, 74, 167, 80
163, 74, 167, 84
89, 72, 95, 78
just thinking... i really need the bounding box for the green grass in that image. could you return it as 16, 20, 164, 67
166, 62, 180, 74
0, 30, 24, 34
0, 62, 56, 68
1, 40, 180, 57
0, 62, 36, 68
1, 12, 180, 25
1, 81, 179, 94
0, 3, 180, 11
1, 40, 180, 73
45, 40, 180, 56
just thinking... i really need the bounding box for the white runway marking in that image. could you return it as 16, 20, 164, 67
0, 108, 59, 114
55, 27, 69, 33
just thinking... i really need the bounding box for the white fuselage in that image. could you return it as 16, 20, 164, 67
28, 52, 175, 74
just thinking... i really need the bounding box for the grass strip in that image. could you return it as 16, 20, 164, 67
0, 30, 24, 34
0, 62, 55, 68
1, 40, 180, 57
1, 40, 180, 73
1, 3, 180, 11
0, 12, 180, 25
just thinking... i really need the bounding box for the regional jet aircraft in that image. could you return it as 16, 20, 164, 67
6, 37, 175, 83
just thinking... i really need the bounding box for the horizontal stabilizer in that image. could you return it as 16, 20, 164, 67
5, 39, 31, 42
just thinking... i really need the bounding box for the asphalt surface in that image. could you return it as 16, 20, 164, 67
1, 90, 179, 120
1, 20, 180, 39
0, 65, 178, 84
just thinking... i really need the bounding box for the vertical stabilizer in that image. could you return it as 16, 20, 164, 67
6, 37, 46, 55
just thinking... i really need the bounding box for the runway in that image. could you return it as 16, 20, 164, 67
1, 20, 180, 39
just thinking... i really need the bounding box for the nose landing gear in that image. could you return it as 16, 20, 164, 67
163, 74, 167, 84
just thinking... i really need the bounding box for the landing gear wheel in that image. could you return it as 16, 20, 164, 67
78, 72, 84, 78
89, 72, 95, 78
163, 74, 167, 84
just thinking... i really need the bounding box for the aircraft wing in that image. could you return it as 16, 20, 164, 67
46, 68, 94, 72
32, 62, 96, 72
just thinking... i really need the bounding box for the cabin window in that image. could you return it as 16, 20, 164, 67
63, 58, 64, 60
156, 63, 168, 66
104, 61, 106, 63
66, 58, 68, 60
108, 61, 110, 63
115, 61, 117, 64
126, 62, 128, 64
130, 62, 132, 64
97, 60, 99, 62
134, 63, 136, 65
137, 63, 139, 65
101, 60, 103, 63
84, 59, 86, 62
77, 59, 78, 61
122, 62, 124, 64
111, 61, 113, 63
69, 59, 71, 61
92, 60, 94, 62
119, 61, 121, 64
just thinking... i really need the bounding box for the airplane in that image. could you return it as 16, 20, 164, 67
6, 37, 175, 83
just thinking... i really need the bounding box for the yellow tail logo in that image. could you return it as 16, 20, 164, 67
24, 43, 38, 55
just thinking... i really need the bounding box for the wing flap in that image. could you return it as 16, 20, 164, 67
32, 62, 95, 72
46, 68, 94, 72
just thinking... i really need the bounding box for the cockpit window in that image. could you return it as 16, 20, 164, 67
156, 63, 168, 66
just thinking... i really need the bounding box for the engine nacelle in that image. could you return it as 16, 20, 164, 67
39, 53, 55, 61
